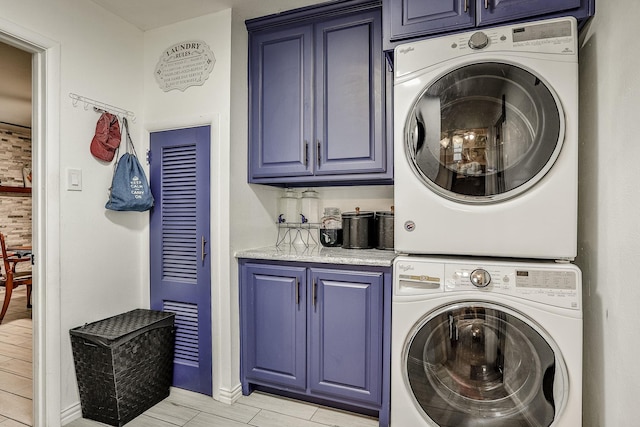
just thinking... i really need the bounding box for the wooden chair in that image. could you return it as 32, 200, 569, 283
0, 233, 32, 324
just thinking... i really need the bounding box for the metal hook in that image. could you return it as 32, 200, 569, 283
69, 92, 136, 122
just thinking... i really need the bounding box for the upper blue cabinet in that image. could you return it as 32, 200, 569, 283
383, 0, 595, 51
247, 0, 392, 186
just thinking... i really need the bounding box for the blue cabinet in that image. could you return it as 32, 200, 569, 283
308, 268, 383, 406
478, 0, 584, 26
247, 0, 392, 186
240, 263, 307, 390
248, 25, 313, 180
239, 259, 391, 426
383, 0, 595, 50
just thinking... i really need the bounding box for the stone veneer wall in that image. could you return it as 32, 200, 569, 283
0, 127, 32, 247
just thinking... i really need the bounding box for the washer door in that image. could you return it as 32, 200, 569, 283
405, 62, 563, 203
404, 302, 567, 426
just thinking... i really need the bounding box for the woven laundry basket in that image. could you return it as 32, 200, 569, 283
70, 309, 175, 426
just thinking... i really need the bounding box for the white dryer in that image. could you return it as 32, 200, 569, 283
391, 256, 582, 427
393, 17, 578, 261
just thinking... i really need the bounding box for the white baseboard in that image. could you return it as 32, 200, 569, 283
60, 402, 82, 426
60, 386, 244, 425
217, 383, 242, 405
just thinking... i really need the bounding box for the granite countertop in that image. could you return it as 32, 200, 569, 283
235, 245, 397, 267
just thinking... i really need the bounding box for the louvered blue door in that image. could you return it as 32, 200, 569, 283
149, 126, 212, 395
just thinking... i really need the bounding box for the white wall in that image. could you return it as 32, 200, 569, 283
143, 9, 235, 402
577, 1, 640, 425
0, 0, 147, 419
3, 0, 146, 412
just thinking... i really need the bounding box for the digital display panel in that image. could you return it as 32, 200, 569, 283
513, 21, 571, 43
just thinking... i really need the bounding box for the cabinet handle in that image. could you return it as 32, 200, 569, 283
485, 0, 489, 9
304, 141, 309, 167
464, 0, 468, 13
317, 141, 321, 168
312, 278, 317, 308
295, 278, 300, 306
201, 236, 207, 262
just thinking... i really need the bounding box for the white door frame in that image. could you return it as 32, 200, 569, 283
0, 18, 61, 427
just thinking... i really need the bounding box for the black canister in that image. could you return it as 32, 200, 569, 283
342, 207, 375, 249
375, 207, 394, 250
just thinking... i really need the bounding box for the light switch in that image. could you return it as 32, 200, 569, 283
67, 168, 82, 191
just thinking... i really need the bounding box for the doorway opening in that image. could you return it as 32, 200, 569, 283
0, 39, 34, 427
0, 20, 61, 427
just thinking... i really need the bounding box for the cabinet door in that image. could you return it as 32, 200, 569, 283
308, 267, 383, 406
384, 0, 474, 47
249, 25, 313, 180
477, 0, 581, 26
241, 263, 307, 390
314, 9, 387, 176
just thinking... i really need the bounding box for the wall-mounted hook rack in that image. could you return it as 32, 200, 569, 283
69, 92, 136, 122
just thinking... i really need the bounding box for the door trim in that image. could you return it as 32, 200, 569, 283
0, 17, 62, 427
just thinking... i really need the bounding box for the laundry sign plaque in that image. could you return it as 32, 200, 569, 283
155, 40, 216, 92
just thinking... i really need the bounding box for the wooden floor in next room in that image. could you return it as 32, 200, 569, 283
0, 287, 33, 427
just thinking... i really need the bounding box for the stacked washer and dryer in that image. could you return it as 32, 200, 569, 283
391, 18, 582, 426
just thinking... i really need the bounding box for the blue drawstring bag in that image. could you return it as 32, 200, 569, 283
105, 117, 154, 212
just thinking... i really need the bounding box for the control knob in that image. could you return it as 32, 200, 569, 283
468, 32, 489, 50
470, 269, 491, 288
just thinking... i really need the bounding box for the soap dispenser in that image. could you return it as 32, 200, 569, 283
300, 189, 319, 223
278, 189, 300, 224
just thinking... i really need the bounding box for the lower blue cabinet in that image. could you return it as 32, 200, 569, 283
240, 263, 307, 391
309, 268, 383, 406
239, 259, 391, 427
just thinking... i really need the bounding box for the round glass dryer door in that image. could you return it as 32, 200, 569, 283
405, 62, 564, 203
403, 302, 568, 427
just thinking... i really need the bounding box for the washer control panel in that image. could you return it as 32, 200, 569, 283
468, 31, 490, 50
470, 268, 491, 287
394, 257, 581, 310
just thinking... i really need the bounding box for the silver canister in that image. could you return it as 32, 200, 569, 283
375, 206, 394, 250
342, 207, 375, 249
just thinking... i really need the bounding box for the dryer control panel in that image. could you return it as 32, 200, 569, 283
394, 17, 577, 80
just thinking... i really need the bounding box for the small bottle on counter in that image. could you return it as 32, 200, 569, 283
320, 207, 343, 247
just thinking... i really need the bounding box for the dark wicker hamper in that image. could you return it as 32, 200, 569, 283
70, 309, 175, 427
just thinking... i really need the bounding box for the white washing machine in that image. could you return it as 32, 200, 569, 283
391, 256, 582, 427
393, 17, 579, 261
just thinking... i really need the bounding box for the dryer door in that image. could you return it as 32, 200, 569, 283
405, 62, 563, 204
403, 302, 568, 426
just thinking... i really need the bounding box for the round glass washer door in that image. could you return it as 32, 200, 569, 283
403, 302, 568, 427
405, 62, 564, 204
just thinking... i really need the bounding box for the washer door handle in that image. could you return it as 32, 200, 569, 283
410, 118, 426, 154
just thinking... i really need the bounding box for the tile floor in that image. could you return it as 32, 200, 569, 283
0, 287, 379, 427
66, 388, 379, 427
0, 287, 33, 427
